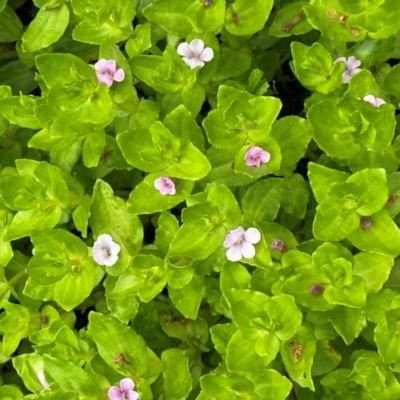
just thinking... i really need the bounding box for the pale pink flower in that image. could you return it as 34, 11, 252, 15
223, 226, 261, 262
177, 39, 214, 69
154, 177, 176, 195
94, 59, 125, 88
334, 56, 361, 84
363, 95, 386, 107
108, 378, 139, 400
245, 146, 271, 167
37, 370, 51, 391
93, 234, 121, 267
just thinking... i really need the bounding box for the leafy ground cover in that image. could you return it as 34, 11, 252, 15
1, 0, 400, 399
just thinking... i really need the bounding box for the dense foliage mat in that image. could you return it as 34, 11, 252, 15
1, 0, 400, 399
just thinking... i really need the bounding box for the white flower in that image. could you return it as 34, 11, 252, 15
223, 226, 261, 262
37, 371, 51, 391
177, 39, 214, 69
363, 95, 386, 107
93, 234, 121, 267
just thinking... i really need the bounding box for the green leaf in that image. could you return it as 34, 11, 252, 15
327, 306, 367, 344
0, 174, 43, 211
311, 340, 341, 377
307, 100, 361, 160
169, 274, 205, 319
22, 3, 69, 52
281, 174, 310, 219
353, 252, 392, 293
90, 179, 143, 255
304, 2, 367, 42
291, 42, 343, 93
186, 0, 225, 32
348, 210, 400, 257
281, 325, 316, 390
0, 386, 24, 400
88, 312, 149, 376
44, 355, 101, 399
271, 116, 312, 169
34, 162, 69, 209
168, 202, 226, 261
308, 163, 350, 204
161, 349, 193, 400
247, 369, 293, 400
155, 212, 180, 255
266, 294, 303, 341
125, 22, 152, 58
269, 1, 312, 37
207, 185, 241, 228
127, 173, 194, 215
346, 168, 388, 216
225, 0, 274, 36
214, 47, 252, 81
142, 0, 193, 37
241, 179, 283, 223
226, 330, 266, 373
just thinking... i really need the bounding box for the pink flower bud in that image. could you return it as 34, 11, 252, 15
271, 239, 286, 252
310, 285, 324, 295
361, 217, 372, 229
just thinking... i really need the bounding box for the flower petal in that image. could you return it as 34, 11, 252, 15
105, 60, 117, 74
93, 253, 106, 266
363, 95, 376, 105
183, 57, 204, 69
350, 68, 361, 77
103, 254, 119, 267
127, 391, 140, 400
240, 241, 255, 259
108, 387, 123, 400
342, 71, 351, 84
97, 73, 114, 88
200, 47, 214, 62
95, 59, 109, 72
154, 177, 165, 191
37, 371, 50, 390
226, 244, 243, 262
246, 146, 263, 158
189, 39, 205, 57
244, 228, 261, 244
347, 56, 361, 70
177, 42, 192, 58
109, 241, 121, 256
334, 57, 347, 64
96, 234, 113, 247
260, 151, 271, 163
113, 68, 125, 82
375, 98, 386, 107
120, 378, 135, 392
223, 227, 245, 248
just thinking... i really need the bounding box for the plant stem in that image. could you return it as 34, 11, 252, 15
0, 270, 26, 301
